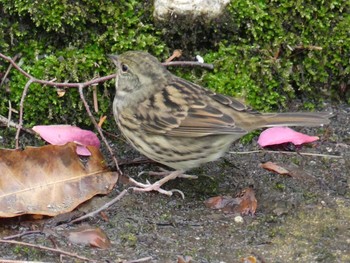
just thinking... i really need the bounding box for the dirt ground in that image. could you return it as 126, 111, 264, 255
0, 102, 349, 263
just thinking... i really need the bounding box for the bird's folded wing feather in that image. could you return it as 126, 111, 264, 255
134, 81, 248, 137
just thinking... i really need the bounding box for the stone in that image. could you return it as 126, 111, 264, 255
154, 0, 230, 20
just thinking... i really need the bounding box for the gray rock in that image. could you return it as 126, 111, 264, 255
154, 0, 230, 20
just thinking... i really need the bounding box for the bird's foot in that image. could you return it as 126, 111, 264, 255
138, 168, 198, 180
129, 170, 186, 198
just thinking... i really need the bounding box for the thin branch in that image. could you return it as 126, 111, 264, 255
0, 54, 20, 88
0, 114, 35, 134
2, 230, 44, 240
16, 78, 34, 148
0, 239, 97, 262
78, 85, 122, 174
125, 256, 153, 263
294, 45, 323, 51
1, 51, 117, 88
162, 60, 214, 70
0, 52, 212, 90
229, 150, 343, 159
69, 188, 129, 224
0, 53, 32, 79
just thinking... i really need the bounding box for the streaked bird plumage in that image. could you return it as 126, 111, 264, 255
110, 51, 332, 194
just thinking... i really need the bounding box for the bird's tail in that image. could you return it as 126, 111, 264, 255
259, 112, 333, 128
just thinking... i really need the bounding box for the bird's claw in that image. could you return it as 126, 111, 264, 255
129, 170, 186, 198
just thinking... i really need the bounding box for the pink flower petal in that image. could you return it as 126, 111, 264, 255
258, 127, 319, 147
33, 125, 100, 156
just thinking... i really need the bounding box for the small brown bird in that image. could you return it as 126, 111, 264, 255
110, 51, 332, 196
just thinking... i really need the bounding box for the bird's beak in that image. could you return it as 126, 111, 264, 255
107, 54, 119, 66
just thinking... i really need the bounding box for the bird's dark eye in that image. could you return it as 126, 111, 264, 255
121, 63, 128, 73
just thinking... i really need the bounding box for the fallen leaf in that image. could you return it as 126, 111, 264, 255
0, 142, 118, 218
241, 256, 257, 263
177, 255, 193, 263
56, 88, 66, 97
68, 226, 111, 249
261, 161, 318, 182
205, 187, 257, 215
236, 187, 258, 215
166, 49, 182, 62
33, 125, 100, 156
260, 161, 291, 176
100, 211, 109, 222
258, 127, 319, 147
98, 116, 107, 127
204, 196, 240, 210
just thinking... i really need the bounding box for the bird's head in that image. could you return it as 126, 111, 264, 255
109, 51, 171, 108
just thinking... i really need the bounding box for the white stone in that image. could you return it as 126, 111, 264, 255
234, 215, 244, 223
154, 0, 230, 20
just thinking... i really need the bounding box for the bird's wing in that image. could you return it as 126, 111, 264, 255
135, 78, 248, 137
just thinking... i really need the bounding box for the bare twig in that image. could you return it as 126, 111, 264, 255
92, 84, 99, 112
294, 45, 323, 51
125, 256, 153, 263
2, 230, 44, 240
165, 49, 182, 62
162, 60, 214, 70
7, 101, 13, 127
0, 52, 212, 89
0, 54, 20, 88
69, 188, 129, 224
78, 85, 122, 174
0, 239, 97, 262
229, 150, 343, 159
16, 78, 34, 148
0, 114, 35, 134
1, 51, 117, 88
0, 260, 44, 263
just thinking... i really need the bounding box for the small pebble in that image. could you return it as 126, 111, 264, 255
234, 215, 244, 223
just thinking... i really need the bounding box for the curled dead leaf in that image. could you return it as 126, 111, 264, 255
260, 161, 290, 176
68, 226, 111, 249
56, 88, 66, 97
205, 187, 257, 215
166, 49, 182, 62
0, 142, 118, 218
241, 256, 257, 263
177, 255, 193, 263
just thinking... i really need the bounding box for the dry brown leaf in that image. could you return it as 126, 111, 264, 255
98, 115, 107, 127
177, 255, 193, 263
205, 187, 257, 215
241, 256, 257, 263
100, 211, 109, 222
236, 187, 257, 215
68, 226, 111, 249
166, 49, 182, 62
56, 88, 66, 97
0, 142, 118, 218
260, 161, 290, 176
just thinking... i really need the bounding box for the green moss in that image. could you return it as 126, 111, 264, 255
171, 0, 350, 110
120, 233, 138, 247
0, 0, 165, 128
274, 182, 286, 191
0, 0, 348, 133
